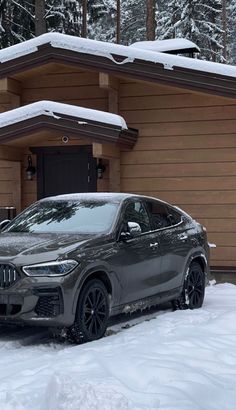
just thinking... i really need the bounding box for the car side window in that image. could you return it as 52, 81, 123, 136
123, 201, 151, 233
167, 207, 182, 225
146, 200, 172, 230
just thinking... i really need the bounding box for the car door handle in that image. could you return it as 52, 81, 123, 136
149, 242, 159, 249
179, 234, 188, 241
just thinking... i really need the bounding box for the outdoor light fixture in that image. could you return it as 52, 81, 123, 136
96, 159, 106, 179
26, 155, 36, 180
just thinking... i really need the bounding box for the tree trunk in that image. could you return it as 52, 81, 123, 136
35, 0, 46, 36
146, 0, 155, 41
82, 0, 87, 37
116, 0, 121, 43
222, 0, 227, 61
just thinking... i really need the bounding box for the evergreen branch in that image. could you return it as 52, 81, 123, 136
11, 0, 35, 19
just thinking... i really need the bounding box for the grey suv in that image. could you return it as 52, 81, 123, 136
0, 193, 209, 343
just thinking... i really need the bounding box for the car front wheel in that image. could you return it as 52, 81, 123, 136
173, 261, 205, 310
69, 279, 110, 344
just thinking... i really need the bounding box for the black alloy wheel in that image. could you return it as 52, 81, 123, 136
173, 261, 205, 310
69, 279, 110, 344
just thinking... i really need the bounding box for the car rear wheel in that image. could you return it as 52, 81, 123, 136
69, 279, 110, 344
173, 261, 205, 310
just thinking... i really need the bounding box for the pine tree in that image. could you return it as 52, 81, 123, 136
156, 0, 224, 62
46, 0, 81, 36
227, 0, 236, 64
88, 0, 116, 42
0, 0, 34, 48
121, 0, 146, 44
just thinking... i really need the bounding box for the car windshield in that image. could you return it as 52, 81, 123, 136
4, 200, 119, 234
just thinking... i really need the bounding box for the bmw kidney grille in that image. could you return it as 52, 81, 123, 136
0, 264, 19, 289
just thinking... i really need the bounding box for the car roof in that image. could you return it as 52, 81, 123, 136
40, 192, 166, 204
38, 192, 188, 217
40, 192, 137, 203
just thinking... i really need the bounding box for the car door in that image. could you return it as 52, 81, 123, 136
115, 199, 163, 305
145, 199, 191, 293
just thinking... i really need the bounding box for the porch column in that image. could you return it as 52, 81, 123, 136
99, 73, 120, 192
0, 78, 21, 109
93, 143, 120, 192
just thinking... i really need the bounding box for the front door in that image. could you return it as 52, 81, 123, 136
32, 146, 97, 199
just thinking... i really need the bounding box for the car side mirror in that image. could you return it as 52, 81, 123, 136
128, 222, 142, 237
120, 221, 142, 241
0, 219, 10, 231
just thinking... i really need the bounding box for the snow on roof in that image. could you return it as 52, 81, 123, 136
129, 38, 200, 53
0, 32, 235, 79
0, 100, 128, 129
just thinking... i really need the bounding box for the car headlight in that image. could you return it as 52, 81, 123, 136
22, 259, 78, 277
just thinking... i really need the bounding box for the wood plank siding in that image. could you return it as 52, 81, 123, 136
21, 67, 108, 111
119, 79, 236, 267
18, 67, 110, 208
0, 160, 21, 213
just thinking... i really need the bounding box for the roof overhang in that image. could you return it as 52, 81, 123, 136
129, 38, 200, 54
0, 33, 236, 99
0, 101, 138, 148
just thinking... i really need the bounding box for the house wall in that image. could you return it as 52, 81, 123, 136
16, 67, 110, 209
0, 159, 21, 213
1, 65, 236, 267
21, 66, 108, 111
119, 79, 236, 268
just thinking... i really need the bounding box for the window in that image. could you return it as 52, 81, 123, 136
5, 200, 119, 234
123, 201, 151, 233
166, 207, 182, 225
146, 201, 172, 230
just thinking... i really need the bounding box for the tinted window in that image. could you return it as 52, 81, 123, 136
167, 207, 182, 225
123, 201, 151, 233
4, 200, 118, 234
146, 201, 171, 230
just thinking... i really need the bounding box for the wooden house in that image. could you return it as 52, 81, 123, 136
0, 33, 236, 274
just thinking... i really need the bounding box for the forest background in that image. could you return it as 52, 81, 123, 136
0, 0, 235, 64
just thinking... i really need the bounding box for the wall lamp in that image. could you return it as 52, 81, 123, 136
26, 155, 36, 180
96, 159, 106, 179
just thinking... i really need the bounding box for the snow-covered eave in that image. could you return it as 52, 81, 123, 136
0, 33, 236, 99
129, 38, 201, 53
0, 101, 138, 148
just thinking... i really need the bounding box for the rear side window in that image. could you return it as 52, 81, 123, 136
145, 201, 171, 230
167, 207, 182, 225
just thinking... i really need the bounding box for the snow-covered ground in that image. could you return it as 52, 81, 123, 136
0, 283, 236, 410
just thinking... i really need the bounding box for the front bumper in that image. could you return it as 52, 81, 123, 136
0, 271, 79, 327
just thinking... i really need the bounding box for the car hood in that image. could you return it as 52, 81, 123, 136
0, 232, 98, 265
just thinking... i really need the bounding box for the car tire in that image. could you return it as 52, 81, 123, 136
68, 279, 110, 344
173, 261, 205, 310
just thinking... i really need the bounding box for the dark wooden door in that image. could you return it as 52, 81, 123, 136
32, 146, 97, 199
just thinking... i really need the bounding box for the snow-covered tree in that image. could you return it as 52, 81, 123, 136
0, 0, 236, 65
88, 0, 116, 42
0, 0, 34, 47
227, 0, 236, 64
46, 0, 81, 36
156, 0, 224, 62
120, 0, 146, 44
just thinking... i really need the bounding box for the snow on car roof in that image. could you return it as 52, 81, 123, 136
0, 100, 128, 130
0, 32, 235, 79
41, 192, 178, 210
42, 193, 136, 203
